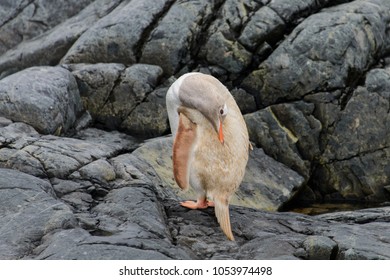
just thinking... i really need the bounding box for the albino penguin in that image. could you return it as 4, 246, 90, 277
166, 72, 250, 241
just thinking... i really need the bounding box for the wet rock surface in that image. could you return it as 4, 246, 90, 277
0, 0, 389, 259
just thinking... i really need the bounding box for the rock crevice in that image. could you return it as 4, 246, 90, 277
0, 0, 389, 259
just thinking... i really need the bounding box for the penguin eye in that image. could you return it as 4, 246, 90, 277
219, 104, 228, 117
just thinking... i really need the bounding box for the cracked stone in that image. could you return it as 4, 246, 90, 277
0, 0, 389, 261
302, 236, 338, 260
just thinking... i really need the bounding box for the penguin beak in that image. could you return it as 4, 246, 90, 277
218, 119, 224, 144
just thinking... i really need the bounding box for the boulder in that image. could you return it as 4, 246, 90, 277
0, 0, 390, 260
130, 136, 304, 211
62, 0, 175, 65
121, 87, 170, 138
0, 0, 124, 79
0, 119, 389, 260
0, 0, 94, 56
0, 123, 139, 179
0, 168, 77, 259
304, 67, 390, 202
199, 0, 256, 75
70, 63, 163, 133
69, 63, 126, 121
0, 66, 83, 135
242, 0, 390, 106
244, 102, 322, 179
140, 0, 220, 76
239, 6, 285, 51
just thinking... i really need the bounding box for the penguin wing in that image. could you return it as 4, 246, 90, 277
172, 113, 197, 190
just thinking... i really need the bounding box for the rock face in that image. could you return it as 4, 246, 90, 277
0, 0, 389, 259
0, 66, 83, 135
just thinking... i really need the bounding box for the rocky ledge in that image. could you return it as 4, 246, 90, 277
0, 0, 389, 259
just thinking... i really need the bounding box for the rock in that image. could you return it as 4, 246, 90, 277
32, 228, 189, 260
0, 168, 77, 259
0, 117, 12, 127
0, 124, 139, 179
0, 122, 44, 177
323, 88, 390, 162
304, 67, 390, 202
301, 236, 338, 260
130, 136, 304, 211
202, 31, 253, 75
244, 103, 321, 179
239, 6, 285, 51
71, 158, 116, 183
199, 0, 256, 75
0, 0, 94, 56
242, 0, 390, 106
62, 0, 174, 65
319, 208, 390, 259
267, 0, 336, 24
69, 63, 126, 121
73, 63, 163, 132
0, 0, 123, 79
1, 0, 390, 260
32, 183, 193, 259
230, 88, 257, 114
0, 120, 389, 259
121, 87, 169, 138
166, 203, 390, 259
140, 0, 219, 76
0, 66, 83, 135
69, 62, 165, 136
74, 127, 140, 152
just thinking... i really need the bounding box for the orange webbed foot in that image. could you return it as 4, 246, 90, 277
180, 199, 214, 209
206, 201, 215, 207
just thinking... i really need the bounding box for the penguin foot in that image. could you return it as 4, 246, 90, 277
180, 199, 214, 209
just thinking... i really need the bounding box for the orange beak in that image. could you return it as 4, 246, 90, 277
218, 119, 224, 144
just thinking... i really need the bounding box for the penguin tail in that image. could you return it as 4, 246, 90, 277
214, 197, 234, 241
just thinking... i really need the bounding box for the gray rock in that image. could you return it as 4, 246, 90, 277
87, 64, 163, 131
0, 168, 77, 259
70, 63, 126, 121
0, 66, 83, 135
0, 124, 139, 179
302, 236, 338, 260
71, 158, 116, 183
199, 0, 255, 75
267, 0, 338, 24
130, 136, 304, 211
69, 63, 164, 136
323, 87, 390, 162
166, 202, 390, 259
239, 6, 285, 51
0, 0, 94, 56
244, 104, 316, 178
304, 67, 390, 202
242, 0, 390, 106
0, 0, 123, 79
52, 179, 87, 197
202, 31, 252, 75
319, 207, 390, 259
140, 0, 218, 76
230, 88, 257, 114
33, 228, 187, 260
62, 0, 174, 64
1, 121, 389, 260
0, 117, 12, 127
1, 0, 390, 261
121, 87, 169, 138
74, 127, 140, 152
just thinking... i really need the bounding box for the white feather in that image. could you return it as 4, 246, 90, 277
166, 72, 201, 138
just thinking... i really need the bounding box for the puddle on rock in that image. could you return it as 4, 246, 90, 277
283, 202, 390, 215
